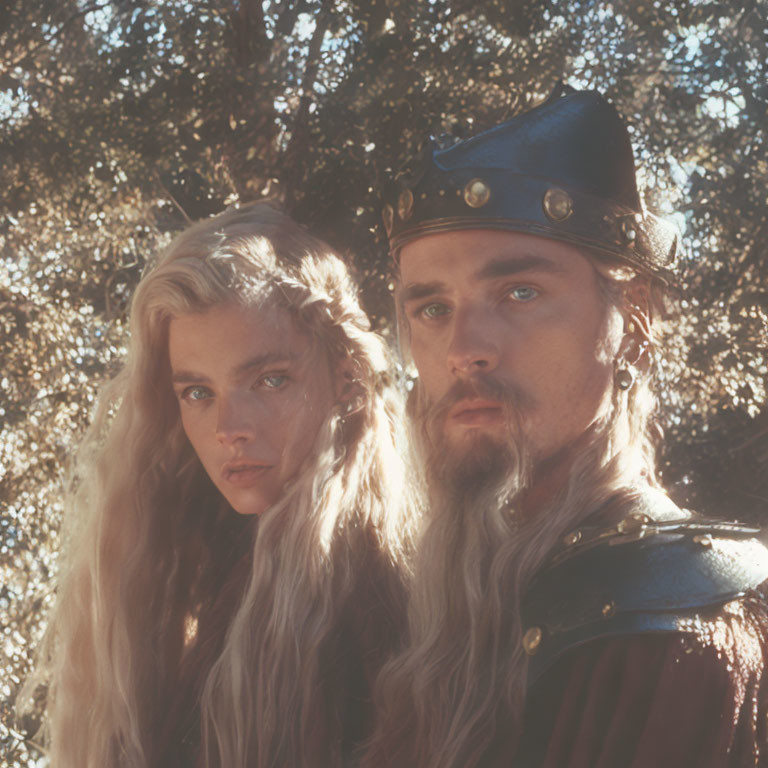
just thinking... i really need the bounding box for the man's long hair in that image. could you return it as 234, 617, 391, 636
362, 263, 669, 768
21, 203, 418, 767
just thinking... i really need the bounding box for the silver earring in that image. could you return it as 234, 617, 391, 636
343, 395, 364, 415
616, 366, 635, 391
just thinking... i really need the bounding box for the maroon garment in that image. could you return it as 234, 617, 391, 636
156, 530, 406, 767
512, 613, 768, 768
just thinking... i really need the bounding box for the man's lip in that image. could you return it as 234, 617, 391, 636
449, 398, 504, 426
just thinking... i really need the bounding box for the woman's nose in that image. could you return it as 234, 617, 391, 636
215, 394, 257, 445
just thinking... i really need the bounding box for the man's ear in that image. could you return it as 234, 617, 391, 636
623, 278, 652, 339
394, 282, 415, 368
619, 278, 653, 371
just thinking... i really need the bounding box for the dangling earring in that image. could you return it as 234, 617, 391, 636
615, 325, 647, 393
341, 394, 364, 418
615, 366, 635, 391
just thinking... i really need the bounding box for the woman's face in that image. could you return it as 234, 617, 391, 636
168, 302, 338, 515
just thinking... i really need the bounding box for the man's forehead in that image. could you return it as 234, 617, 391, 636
398, 230, 580, 292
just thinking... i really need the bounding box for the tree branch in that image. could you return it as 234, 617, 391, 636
281, 3, 332, 207
5, 3, 109, 72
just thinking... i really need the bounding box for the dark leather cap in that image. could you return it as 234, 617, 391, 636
384, 86, 679, 276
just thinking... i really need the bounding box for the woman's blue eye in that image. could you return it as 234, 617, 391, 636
509, 286, 538, 302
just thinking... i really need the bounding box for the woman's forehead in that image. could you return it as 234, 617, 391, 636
168, 302, 314, 377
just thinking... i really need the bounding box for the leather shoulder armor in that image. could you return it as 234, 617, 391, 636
522, 496, 768, 687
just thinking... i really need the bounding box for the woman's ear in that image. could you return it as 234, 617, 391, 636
334, 356, 363, 409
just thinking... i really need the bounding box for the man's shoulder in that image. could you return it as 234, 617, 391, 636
522, 488, 768, 686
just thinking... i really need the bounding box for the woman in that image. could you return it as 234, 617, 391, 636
22, 203, 417, 767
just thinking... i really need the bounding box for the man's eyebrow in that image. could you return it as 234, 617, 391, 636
400, 281, 447, 304
399, 255, 566, 304
171, 352, 293, 384
475, 254, 566, 280
171, 369, 210, 385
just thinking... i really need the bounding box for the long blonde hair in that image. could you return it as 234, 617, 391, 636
21, 202, 417, 767
362, 261, 669, 768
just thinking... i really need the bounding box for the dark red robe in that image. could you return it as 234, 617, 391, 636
512, 606, 768, 767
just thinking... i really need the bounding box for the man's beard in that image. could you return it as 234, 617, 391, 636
413, 373, 535, 506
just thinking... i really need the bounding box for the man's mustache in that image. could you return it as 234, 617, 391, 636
416, 372, 533, 503
422, 373, 535, 426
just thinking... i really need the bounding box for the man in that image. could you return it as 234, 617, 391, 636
363, 87, 768, 767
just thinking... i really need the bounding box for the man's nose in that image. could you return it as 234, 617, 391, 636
215, 395, 256, 445
446, 307, 500, 375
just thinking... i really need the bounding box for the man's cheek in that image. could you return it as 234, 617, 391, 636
413, 350, 441, 385
420, 377, 443, 406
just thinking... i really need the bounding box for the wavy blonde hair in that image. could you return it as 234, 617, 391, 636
362, 258, 671, 768
21, 202, 418, 767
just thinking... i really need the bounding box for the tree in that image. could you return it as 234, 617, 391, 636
1, 0, 766, 763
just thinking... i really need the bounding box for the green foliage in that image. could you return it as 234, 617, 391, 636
1, 0, 766, 763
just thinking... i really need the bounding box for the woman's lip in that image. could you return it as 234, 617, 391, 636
223, 464, 272, 488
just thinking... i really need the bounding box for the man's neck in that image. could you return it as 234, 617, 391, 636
517, 442, 583, 518
517, 425, 648, 520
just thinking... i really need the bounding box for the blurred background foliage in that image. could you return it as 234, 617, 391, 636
1, 0, 766, 763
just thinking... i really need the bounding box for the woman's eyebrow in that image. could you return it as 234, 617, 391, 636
234, 351, 294, 377
171, 352, 294, 384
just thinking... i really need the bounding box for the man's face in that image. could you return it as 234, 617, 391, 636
398, 230, 622, 466
169, 302, 337, 516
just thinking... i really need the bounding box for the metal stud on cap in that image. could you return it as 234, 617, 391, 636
463, 178, 491, 208
382, 204, 394, 235
542, 187, 573, 221
398, 189, 414, 221
619, 215, 641, 244
522, 626, 543, 655
616, 511, 649, 534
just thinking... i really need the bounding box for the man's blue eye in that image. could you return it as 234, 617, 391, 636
509, 286, 538, 302
182, 386, 211, 402
261, 375, 287, 389
421, 303, 451, 319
